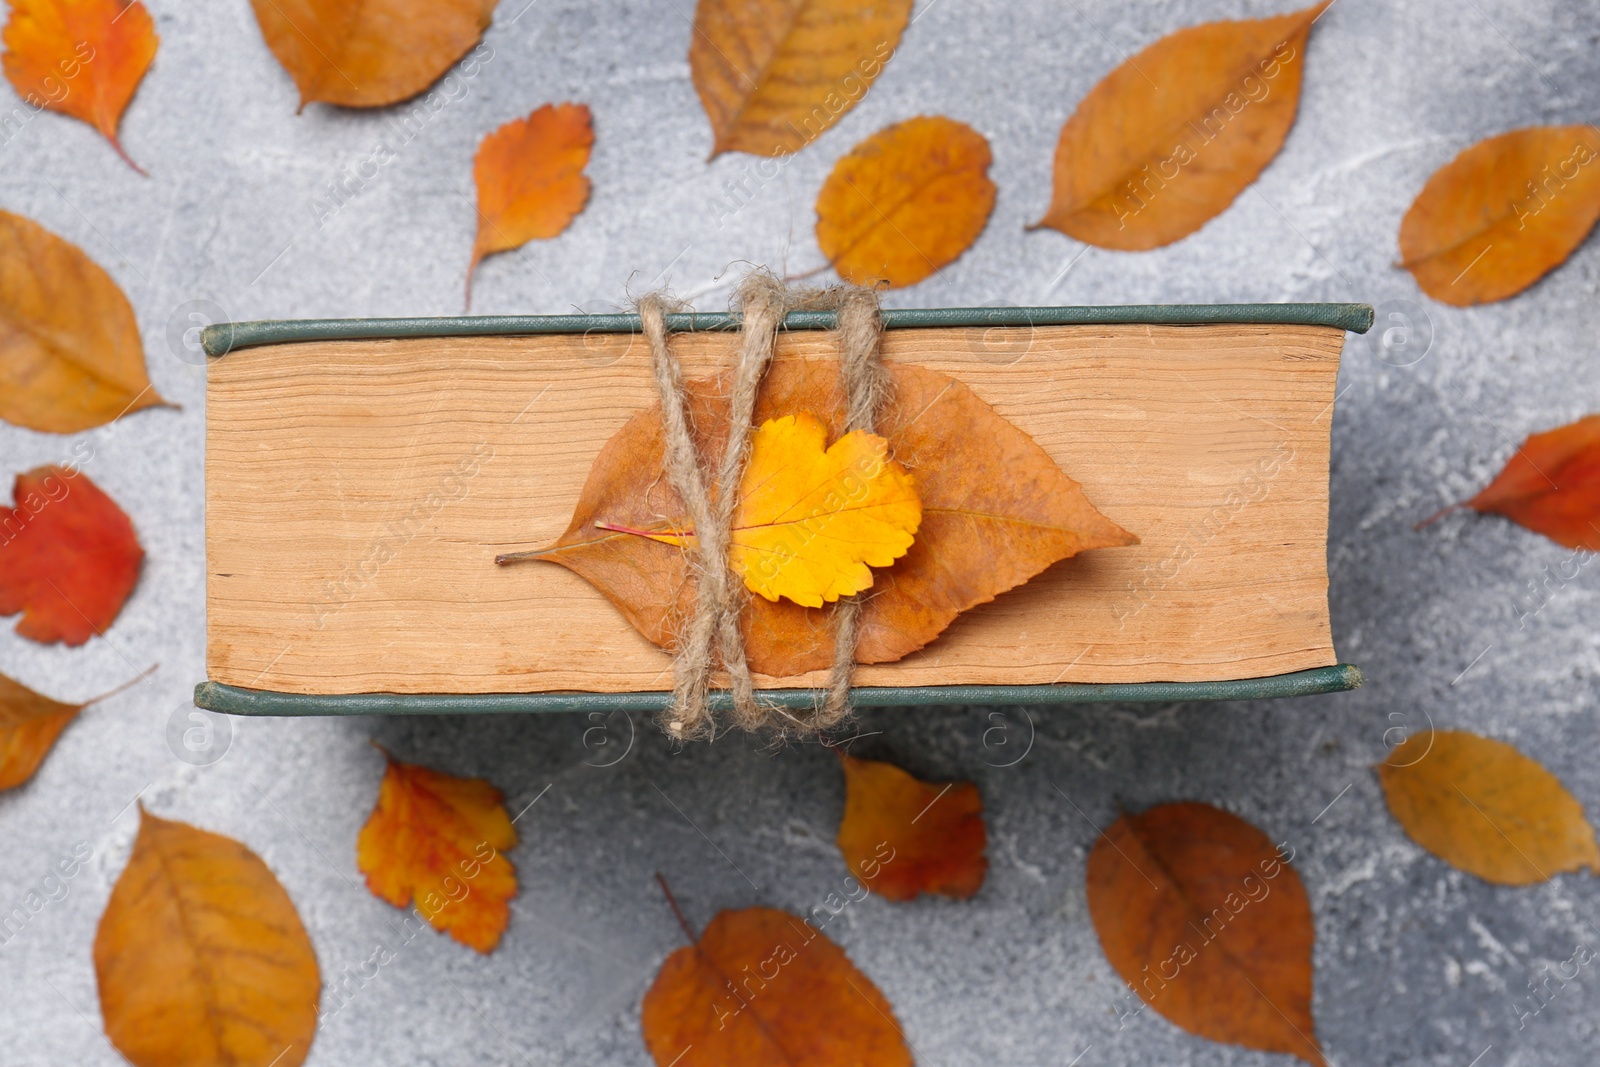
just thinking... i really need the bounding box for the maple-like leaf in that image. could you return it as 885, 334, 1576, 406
1377, 730, 1599, 885
0, 666, 151, 790
95, 807, 321, 1067
816, 116, 996, 288
1400, 126, 1600, 306
690, 0, 911, 158
511, 357, 1135, 677
1087, 802, 1324, 1066
0, 466, 143, 646
835, 752, 986, 901
468, 102, 594, 306
1424, 414, 1600, 549
624, 413, 921, 608
1, 0, 157, 173
0, 210, 167, 433
356, 750, 519, 953
249, 0, 495, 109
641, 888, 912, 1067
1033, 1, 1328, 250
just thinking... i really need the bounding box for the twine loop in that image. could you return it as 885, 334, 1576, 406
636, 272, 888, 739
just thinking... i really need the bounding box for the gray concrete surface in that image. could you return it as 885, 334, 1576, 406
2, 0, 1599, 1064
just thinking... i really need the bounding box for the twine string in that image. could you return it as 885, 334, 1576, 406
637, 273, 886, 738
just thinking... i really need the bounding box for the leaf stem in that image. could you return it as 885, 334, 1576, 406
82, 663, 158, 707
654, 872, 699, 944
1414, 502, 1465, 531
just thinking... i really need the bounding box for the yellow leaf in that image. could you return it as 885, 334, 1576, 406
816, 115, 996, 288
94, 807, 321, 1067
0, 666, 151, 790
356, 751, 519, 953
690, 0, 911, 158
1377, 730, 1600, 886
622, 412, 921, 609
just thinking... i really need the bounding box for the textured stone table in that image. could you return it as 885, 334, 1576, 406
1, 0, 1597, 1064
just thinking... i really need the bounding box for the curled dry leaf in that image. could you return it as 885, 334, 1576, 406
1377, 730, 1599, 886
468, 102, 594, 305
816, 115, 996, 288
1, 0, 157, 173
1426, 414, 1600, 549
94, 807, 321, 1067
0, 210, 166, 433
835, 752, 986, 901
1033, 1, 1327, 250
0, 666, 151, 790
250, 0, 495, 109
515, 357, 1135, 677
690, 0, 910, 158
642, 891, 912, 1067
1400, 126, 1600, 306
633, 413, 921, 607
356, 750, 519, 953
0, 466, 143, 646
1087, 802, 1324, 1066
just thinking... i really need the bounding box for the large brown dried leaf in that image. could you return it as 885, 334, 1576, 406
94, 807, 321, 1067
690, 0, 910, 158
1033, 1, 1327, 250
522, 358, 1135, 677
1399, 125, 1600, 306
1087, 802, 1324, 1066
250, 0, 496, 109
641, 901, 912, 1067
816, 115, 996, 288
1378, 730, 1599, 886
0, 210, 166, 433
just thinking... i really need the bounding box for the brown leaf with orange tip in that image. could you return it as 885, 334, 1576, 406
250, 0, 495, 109
1087, 802, 1324, 1066
835, 752, 985, 901
1033, 1, 1327, 250
0, 466, 143, 646
1425, 414, 1600, 549
816, 116, 996, 288
94, 807, 321, 1067
2, 0, 157, 173
507, 358, 1136, 678
690, 0, 910, 159
467, 102, 593, 305
0, 666, 151, 790
1399, 125, 1600, 306
0, 210, 168, 433
356, 751, 518, 952
641, 887, 912, 1067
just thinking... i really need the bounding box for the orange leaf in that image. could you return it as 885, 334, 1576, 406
0, 209, 168, 433
249, 0, 495, 109
356, 750, 519, 953
1377, 730, 1599, 886
1087, 802, 1324, 1066
641, 892, 912, 1067
468, 102, 594, 304
816, 115, 996, 288
0, 666, 152, 790
1429, 414, 1600, 549
514, 357, 1135, 677
1033, 2, 1328, 250
1, 0, 157, 173
94, 807, 321, 1067
0, 466, 143, 646
690, 0, 910, 158
835, 752, 986, 901
1399, 125, 1600, 306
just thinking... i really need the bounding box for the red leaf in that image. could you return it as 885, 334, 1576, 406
0, 466, 142, 645
1426, 414, 1600, 548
